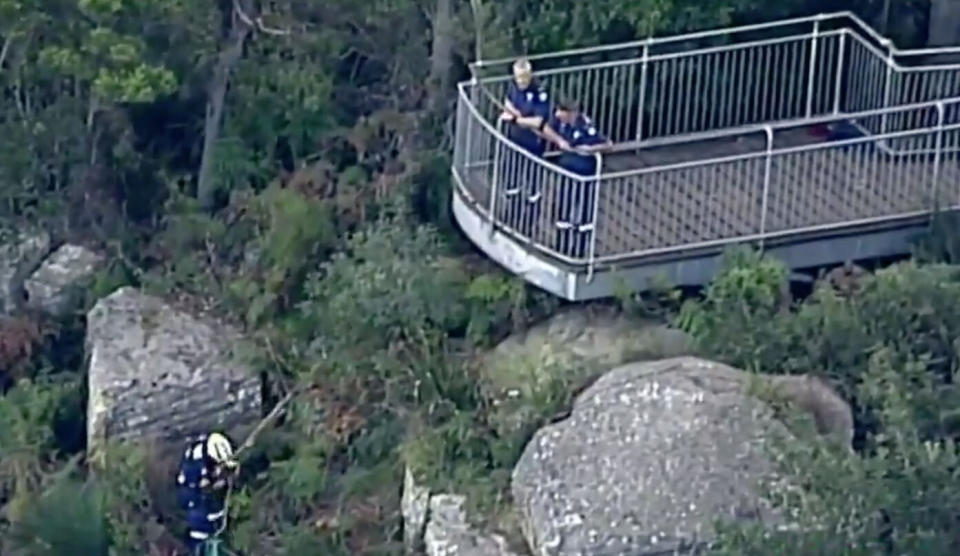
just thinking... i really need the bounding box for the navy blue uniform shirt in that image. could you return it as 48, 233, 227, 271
506, 80, 552, 155
552, 113, 607, 176
176, 436, 229, 546
176, 436, 228, 513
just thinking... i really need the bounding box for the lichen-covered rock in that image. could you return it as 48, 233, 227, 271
483, 307, 694, 443
86, 287, 261, 453
511, 357, 846, 556
486, 307, 692, 372
403, 466, 431, 554
424, 495, 519, 556
767, 374, 854, 448
0, 229, 51, 313
402, 467, 521, 556
25, 244, 104, 317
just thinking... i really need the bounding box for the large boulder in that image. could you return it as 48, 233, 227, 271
486, 306, 692, 372
511, 357, 851, 556
482, 307, 694, 444
86, 287, 261, 453
0, 229, 51, 313
25, 243, 104, 317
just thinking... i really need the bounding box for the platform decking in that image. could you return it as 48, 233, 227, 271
462, 126, 959, 263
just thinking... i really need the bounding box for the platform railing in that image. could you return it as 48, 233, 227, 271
453, 82, 604, 267
592, 99, 960, 263
471, 11, 960, 149
454, 87, 960, 270
453, 11, 960, 278
474, 21, 845, 145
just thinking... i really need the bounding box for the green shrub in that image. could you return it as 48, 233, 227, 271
7, 477, 109, 556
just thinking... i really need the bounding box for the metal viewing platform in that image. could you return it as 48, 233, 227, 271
451, 11, 960, 300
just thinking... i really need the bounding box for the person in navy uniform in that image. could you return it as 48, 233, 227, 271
176, 432, 239, 554
550, 99, 613, 259
498, 58, 569, 239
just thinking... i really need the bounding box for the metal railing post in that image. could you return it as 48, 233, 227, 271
487, 119, 504, 236
933, 101, 945, 204
805, 18, 821, 118
880, 39, 894, 140
585, 152, 603, 282
833, 30, 847, 114
635, 41, 651, 150
464, 78, 477, 173
759, 125, 774, 249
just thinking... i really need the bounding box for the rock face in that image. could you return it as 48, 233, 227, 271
0, 230, 51, 313
424, 495, 517, 556
25, 244, 104, 316
86, 287, 261, 452
482, 307, 695, 446
767, 374, 854, 448
487, 307, 692, 372
402, 468, 520, 556
403, 466, 431, 553
512, 357, 849, 556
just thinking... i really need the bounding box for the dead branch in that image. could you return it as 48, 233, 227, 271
236, 388, 302, 457
0, 35, 12, 71
232, 0, 292, 36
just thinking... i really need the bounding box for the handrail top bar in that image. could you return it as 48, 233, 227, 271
470, 11, 850, 70
469, 10, 960, 75
474, 29, 842, 86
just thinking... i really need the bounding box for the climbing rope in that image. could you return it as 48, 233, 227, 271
198, 475, 238, 556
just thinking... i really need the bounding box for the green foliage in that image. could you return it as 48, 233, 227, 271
7, 477, 109, 556
913, 210, 960, 264
613, 273, 683, 319
1, 0, 948, 553
259, 186, 336, 275
714, 349, 960, 555
671, 249, 960, 553
297, 211, 471, 365
99, 445, 158, 555
464, 272, 557, 346
0, 379, 72, 500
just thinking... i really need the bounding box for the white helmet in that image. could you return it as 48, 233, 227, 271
206, 432, 237, 467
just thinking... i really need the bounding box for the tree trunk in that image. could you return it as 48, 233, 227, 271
877, 0, 891, 35
427, 0, 455, 114
469, 0, 484, 65
197, 1, 254, 210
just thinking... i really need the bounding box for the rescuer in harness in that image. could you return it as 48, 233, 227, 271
550, 99, 612, 258
176, 432, 239, 554
500, 57, 569, 238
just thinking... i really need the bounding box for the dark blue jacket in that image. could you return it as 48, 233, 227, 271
506, 80, 552, 155
552, 113, 607, 176
176, 435, 228, 545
